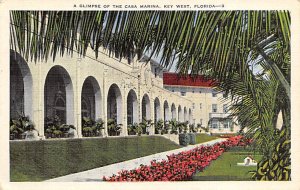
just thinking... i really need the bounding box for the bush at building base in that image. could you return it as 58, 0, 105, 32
188, 133, 196, 145
178, 133, 190, 146
10, 115, 35, 140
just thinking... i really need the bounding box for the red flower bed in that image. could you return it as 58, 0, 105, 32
103, 136, 250, 181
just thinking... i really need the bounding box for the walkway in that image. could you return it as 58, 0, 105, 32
45, 138, 227, 182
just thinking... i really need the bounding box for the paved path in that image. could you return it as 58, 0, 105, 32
45, 138, 227, 182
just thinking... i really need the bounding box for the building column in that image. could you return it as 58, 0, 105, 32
159, 99, 164, 123
139, 99, 143, 122
103, 69, 108, 137
150, 97, 155, 135
75, 58, 82, 138
35, 62, 44, 138
122, 83, 128, 136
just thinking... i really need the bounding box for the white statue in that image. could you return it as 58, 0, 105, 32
68, 125, 78, 138
25, 127, 40, 140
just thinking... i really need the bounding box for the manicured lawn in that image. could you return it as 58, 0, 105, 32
10, 136, 181, 181
195, 133, 219, 144
192, 147, 262, 181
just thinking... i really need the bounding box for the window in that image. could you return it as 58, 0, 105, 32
199, 90, 202, 94
211, 120, 218, 129
199, 103, 202, 109
55, 97, 65, 108
181, 91, 186, 96
212, 91, 217, 97
192, 103, 195, 109
192, 90, 195, 93
154, 68, 158, 77
212, 104, 217, 113
172, 90, 175, 92
223, 104, 228, 113
223, 122, 229, 129
223, 120, 231, 129
223, 93, 227, 98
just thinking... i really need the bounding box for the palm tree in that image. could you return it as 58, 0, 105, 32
10, 10, 290, 180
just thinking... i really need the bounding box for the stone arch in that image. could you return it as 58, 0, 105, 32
81, 76, 101, 120
163, 100, 170, 122
107, 83, 122, 125
10, 51, 33, 120
154, 97, 161, 123
184, 107, 187, 122
44, 65, 74, 125
142, 94, 151, 120
171, 103, 176, 120
127, 89, 138, 125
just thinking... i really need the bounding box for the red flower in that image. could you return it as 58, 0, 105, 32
103, 135, 250, 181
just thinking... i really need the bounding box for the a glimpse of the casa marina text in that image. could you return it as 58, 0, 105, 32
74, 4, 224, 9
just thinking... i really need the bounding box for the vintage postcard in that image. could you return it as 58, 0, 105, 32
0, 0, 300, 190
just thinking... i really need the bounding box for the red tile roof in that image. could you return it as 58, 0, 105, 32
163, 72, 215, 87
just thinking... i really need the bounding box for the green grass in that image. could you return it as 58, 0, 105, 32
192, 148, 262, 181
195, 133, 219, 144
10, 136, 181, 182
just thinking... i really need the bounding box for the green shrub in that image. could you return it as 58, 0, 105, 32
82, 117, 105, 137
44, 116, 74, 138
135, 124, 144, 136
155, 119, 164, 134
107, 118, 121, 136
127, 123, 138, 135
179, 133, 190, 146
10, 115, 34, 140
10, 136, 181, 181
188, 133, 196, 145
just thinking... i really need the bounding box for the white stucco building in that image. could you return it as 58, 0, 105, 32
163, 73, 240, 134
10, 46, 240, 139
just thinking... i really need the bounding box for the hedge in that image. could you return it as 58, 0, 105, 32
10, 136, 180, 181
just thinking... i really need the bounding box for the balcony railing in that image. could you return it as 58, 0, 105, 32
209, 112, 230, 119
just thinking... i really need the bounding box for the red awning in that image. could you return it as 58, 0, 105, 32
163, 72, 215, 87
